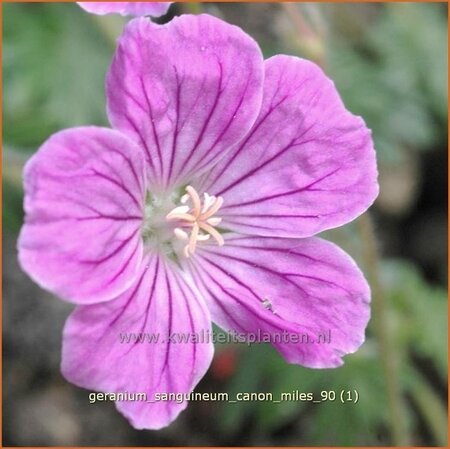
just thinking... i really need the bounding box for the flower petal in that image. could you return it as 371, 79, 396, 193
196, 55, 378, 238
77, 2, 172, 17
18, 127, 146, 304
184, 234, 370, 368
61, 254, 213, 430
107, 14, 264, 189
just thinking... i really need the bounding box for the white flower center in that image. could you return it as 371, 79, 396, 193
166, 185, 224, 258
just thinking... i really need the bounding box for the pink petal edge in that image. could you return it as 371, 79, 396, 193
195, 55, 379, 238
18, 127, 146, 304
184, 234, 371, 368
77, 2, 172, 17
107, 14, 264, 189
62, 253, 214, 429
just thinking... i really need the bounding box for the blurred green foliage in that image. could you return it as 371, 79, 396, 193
328, 4, 447, 163
2, 2, 447, 446
4, 2, 119, 233
3, 3, 112, 148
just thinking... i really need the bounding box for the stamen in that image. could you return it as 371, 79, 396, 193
188, 222, 200, 255
201, 197, 224, 220
166, 186, 225, 257
166, 213, 196, 222
207, 217, 222, 226
199, 222, 224, 246
197, 234, 211, 242
167, 205, 189, 215
201, 193, 215, 213
185, 186, 201, 217
183, 245, 191, 258
174, 228, 189, 241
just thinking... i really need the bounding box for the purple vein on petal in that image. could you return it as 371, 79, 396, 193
177, 58, 224, 178
196, 253, 260, 303
121, 110, 155, 170
153, 264, 173, 389
109, 266, 149, 330
188, 261, 246, 333
200, 249, 310, 297
190, 72, 253, 179
221, 168, 341, 209
102, 237, 142, 291
76, 228, 140, 265
218, 220, 282, 232
214, 118, 317, 198
172, 270, 197, 381
89, 169, 142, 210
139, 75, 164, 178
99, 142, 145, 197
122, 257, 160, 357
192, 257, 313, 337
222, 240, 335, 267
112, 46, 156, 171
222, 213, 322, 219
166, 66, 183, 187
201, 245, 356, 303
205, 93, 291, 191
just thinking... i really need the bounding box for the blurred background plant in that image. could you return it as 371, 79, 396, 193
3, 2, 447, 446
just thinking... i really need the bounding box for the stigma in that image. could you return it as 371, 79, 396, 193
166, 186, 224, 258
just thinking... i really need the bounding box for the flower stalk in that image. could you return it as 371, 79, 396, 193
357, 213, 410, 446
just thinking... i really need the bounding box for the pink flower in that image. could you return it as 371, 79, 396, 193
18, 14, 378, 429
77, 2, 171, 17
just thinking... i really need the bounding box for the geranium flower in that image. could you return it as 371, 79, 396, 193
77, 2, 172, 17
18, 14, 378, 429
